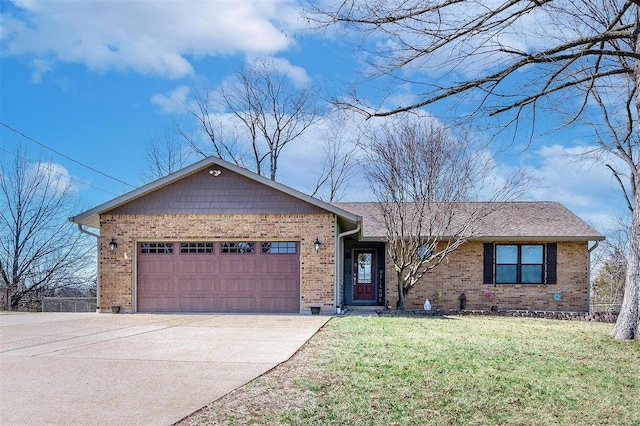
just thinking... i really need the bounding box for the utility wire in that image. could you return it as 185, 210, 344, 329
0, 147, 120, 196
1, 121, 136, 188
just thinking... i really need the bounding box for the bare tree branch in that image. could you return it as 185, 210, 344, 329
141, 125, 192, 181
0, 147, 95, 310
310, 113, 361, 201
362, 115, 525, 309
184, 58, 321, 181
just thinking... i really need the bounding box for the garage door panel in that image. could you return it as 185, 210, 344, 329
138, 277, 174, 294
217, 297, 256, 311
137, 242, 299, 313
178, 259, 218, 274
139, 296, 179, 312
220, 278, 262, 293
138, 260, 175, 274
176, 276, 215, 292
179, 297, 217, 311
259, 296, 299, 312
259, 278, 291, 292
219, 259, 257, 274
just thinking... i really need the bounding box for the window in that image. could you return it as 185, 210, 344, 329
495, 244, 544, 284
417, 244, 433, 260
140, 242, 174, 254
221, 242, 255, 254
357, 252, 373, 284
180, 242, 214, 254
262, 242, 296, 254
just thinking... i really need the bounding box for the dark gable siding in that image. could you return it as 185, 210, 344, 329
107, 167, 326, 215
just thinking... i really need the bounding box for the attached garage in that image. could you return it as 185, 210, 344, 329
69, 156, 361, 314
136, 241, 300, 313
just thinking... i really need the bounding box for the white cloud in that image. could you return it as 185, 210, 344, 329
29, 162, 77, 196
248, 56, 311, 87
151, 55, 311, 113
2, 0, 297, 80
522, 144, 626, 230
28, 58, 53, 83
151, 86, 191, 114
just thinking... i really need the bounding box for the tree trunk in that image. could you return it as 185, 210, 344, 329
10, 291, 20, 311
611, 181, 640, 340
612, 6, 640, 340
396, 272, 406, 310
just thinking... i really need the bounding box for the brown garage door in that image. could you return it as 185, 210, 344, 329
137, 241, 300, 313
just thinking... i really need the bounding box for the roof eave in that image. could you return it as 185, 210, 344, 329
472, 235, 606, 242
362, 235, 606, 242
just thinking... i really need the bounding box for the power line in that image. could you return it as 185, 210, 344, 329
0, 147, 120, 197
1, 121, 136, 189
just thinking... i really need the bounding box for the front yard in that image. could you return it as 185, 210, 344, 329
180, 316, 640, 425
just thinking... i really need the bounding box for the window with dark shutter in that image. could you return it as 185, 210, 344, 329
546, 243, 557, 284
483, 243, 494, 284
491, 243, 545, 284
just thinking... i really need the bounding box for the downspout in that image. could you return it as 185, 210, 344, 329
587, 240, 600, 313
77, 224, 101, 313
335, 221, 361, 314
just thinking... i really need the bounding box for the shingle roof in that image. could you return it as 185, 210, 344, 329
333, 201, 604, 241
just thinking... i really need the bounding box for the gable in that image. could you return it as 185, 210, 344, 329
106, 166, 325, 216
71, 157, 361, 229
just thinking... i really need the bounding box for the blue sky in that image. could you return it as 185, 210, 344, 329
0, 0, 625, 234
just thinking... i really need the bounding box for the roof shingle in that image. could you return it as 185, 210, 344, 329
333, 201, 604, 241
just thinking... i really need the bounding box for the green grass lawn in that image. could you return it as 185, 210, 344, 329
184, 316, 640, 425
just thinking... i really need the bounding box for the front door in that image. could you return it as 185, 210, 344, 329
353, 250, 376, 300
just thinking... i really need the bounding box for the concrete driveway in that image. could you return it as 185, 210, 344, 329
0, 312, 329, 425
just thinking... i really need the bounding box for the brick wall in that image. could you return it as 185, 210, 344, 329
384, 241, 589, 312
99, 213, 335, 313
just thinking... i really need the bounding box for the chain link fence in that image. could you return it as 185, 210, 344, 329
41, 297, 97, 313
590, 303, 621, 314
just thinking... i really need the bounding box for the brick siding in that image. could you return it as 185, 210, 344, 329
384, 241, 589, 312
99, 213, 335, 313
100, 211, 590, 314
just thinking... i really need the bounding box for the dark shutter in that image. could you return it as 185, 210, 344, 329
546, 243, 557, 284
483, 243, 494, 284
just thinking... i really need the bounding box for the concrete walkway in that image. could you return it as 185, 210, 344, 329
0, 312, 329, 425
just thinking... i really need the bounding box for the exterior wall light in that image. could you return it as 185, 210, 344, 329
109, 238, 118, 252
313, 237, 321, 252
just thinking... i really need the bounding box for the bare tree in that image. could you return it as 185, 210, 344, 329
184, 58, 321, 181
180, 85, 244, 165
310, 113, 360, 201
141, 125, 191, 182
591, 217, 629, 311
310, 0, 640, 338
0, 149, 95, 310
592, 248, 627, 311
363, 115, 523, 309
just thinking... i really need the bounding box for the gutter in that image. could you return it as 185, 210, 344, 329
335, 222, 362, 314
77, 224, 101, 313
586, 240, 600, 313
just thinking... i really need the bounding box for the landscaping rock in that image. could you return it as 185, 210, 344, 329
377, 308, 618, 323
